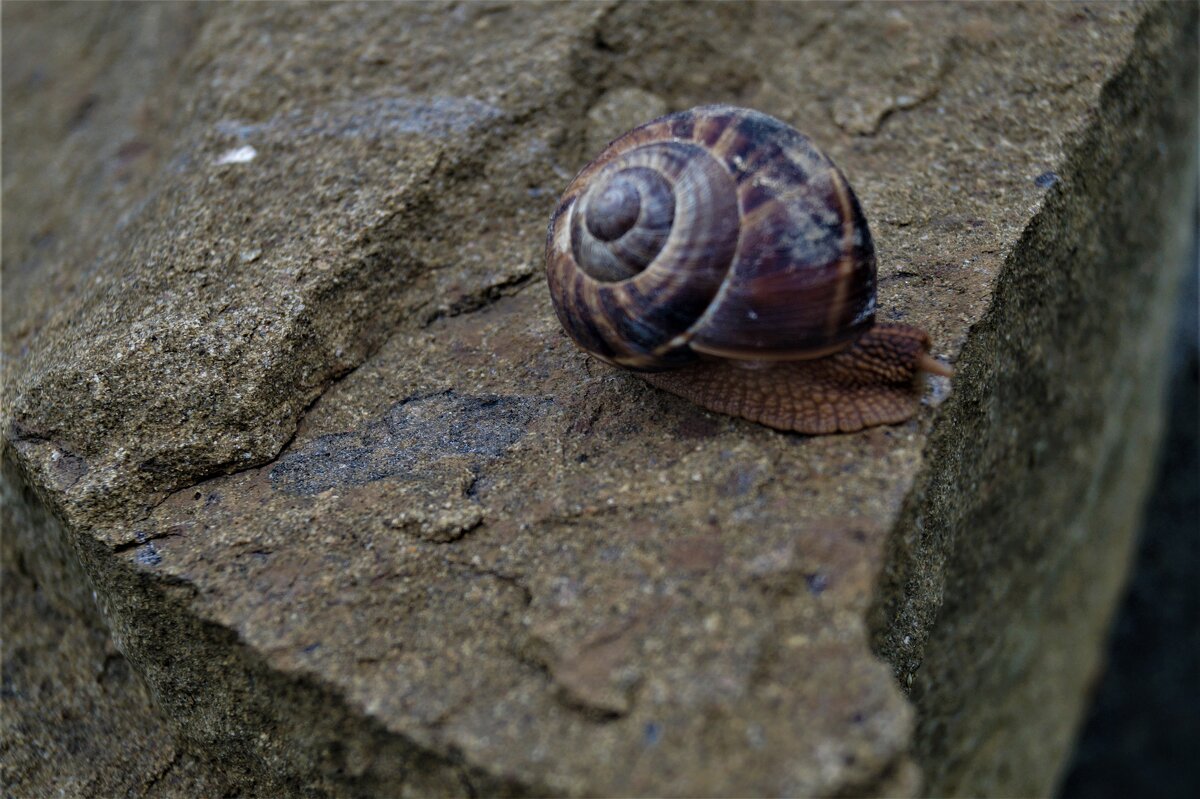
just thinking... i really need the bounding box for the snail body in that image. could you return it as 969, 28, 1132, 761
545, 105, 950, 434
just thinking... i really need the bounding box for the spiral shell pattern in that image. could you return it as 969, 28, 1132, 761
546, 106, 877, 370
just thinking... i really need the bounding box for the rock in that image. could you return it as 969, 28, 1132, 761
585, 87, 669, 153
1, 461, 236, 797
2, 2, 1195, 797
873, 6, 1199, 793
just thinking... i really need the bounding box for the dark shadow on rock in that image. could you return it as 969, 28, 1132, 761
269, 391, 552, 496
1057, 211, 1199, 799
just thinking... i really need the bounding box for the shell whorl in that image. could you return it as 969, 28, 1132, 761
573, 165, 675, 280
546, 106, 877, 371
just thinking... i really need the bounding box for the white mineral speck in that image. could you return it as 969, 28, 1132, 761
215, 145, 257, 165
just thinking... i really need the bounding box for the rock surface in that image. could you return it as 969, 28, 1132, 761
2, 2, 1195, 796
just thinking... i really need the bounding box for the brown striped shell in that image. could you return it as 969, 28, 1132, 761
545, 105, 877, 372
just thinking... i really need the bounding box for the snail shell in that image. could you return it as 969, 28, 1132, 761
545, 105, 950, 434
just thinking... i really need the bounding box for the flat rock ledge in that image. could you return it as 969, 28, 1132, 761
2, 3, 1196, 797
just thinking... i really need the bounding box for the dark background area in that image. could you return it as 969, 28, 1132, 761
1058, 207, 1199, 799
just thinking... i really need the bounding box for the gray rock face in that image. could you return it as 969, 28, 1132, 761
2, 2, 1195, 796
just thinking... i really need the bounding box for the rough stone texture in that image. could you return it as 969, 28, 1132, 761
871, 6, 1198, 794
1, 463, 234, 797
2, 2, 1195, 797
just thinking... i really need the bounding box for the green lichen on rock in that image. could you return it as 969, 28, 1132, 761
2, 2, 1195, 797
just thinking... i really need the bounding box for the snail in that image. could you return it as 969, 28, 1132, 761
545, 105, 952, 435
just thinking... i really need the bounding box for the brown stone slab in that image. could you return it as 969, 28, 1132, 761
3, 2, 1194, 796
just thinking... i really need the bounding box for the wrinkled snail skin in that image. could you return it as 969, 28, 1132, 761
545, 105, 951, 435
640, 323, 949, 435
